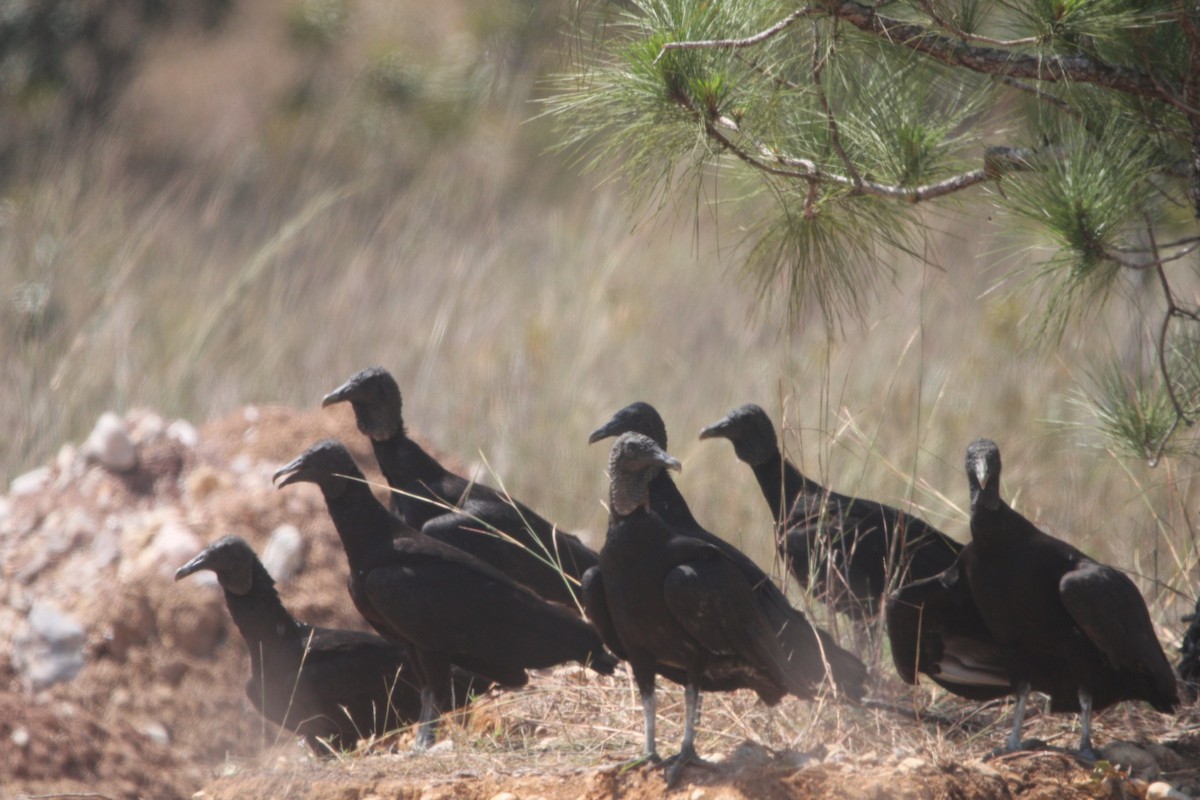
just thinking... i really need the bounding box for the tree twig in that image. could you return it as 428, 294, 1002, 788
916, 0, 1041, 47
654, 7, 817, 62
828, 0, 1166, 99
811, 22, 861, 187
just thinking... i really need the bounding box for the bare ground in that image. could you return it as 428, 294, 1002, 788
2, 405, 1197, 800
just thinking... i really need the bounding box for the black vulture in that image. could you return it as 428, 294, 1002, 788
322, 366, 597, 608
1179, 599, 1200, 689
884, 555, 1015, 702
963, 438, 1178, 756
586, 401, 861, 682
174, 536, 487, 752
273, 439, 617, 749
593, 433, 866, 785
699, 404, 961, 619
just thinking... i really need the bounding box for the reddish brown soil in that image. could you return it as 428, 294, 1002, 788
2, 405, 1196, 800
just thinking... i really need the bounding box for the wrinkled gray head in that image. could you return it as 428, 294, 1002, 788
607, 432, 682, 517
698, 404, 778, 467
273, 439, 364, 498
588, 401, 668, 449
322, 366, 403, 442
174, 535, 262, 595
966, 438, 1002, 511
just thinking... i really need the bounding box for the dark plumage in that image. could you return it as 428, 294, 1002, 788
885, 556, 1015, 702
273, 440, 616, 748
586, 401, 862, 686
1179, 599, 1200, 689
963, 438, 1178, 756
174, 536, 485, 752
591, 433, 866, 785
323, 367, 597, 608
699, 404, 961, 619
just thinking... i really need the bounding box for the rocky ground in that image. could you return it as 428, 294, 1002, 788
3, 405, 1199, 800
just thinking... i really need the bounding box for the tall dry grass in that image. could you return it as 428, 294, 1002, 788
1, 0, 1197, 647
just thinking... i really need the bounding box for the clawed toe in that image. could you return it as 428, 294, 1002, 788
663, 748, 716, 787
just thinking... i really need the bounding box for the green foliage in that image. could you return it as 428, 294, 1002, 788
287, 0, 350, 49
1076, 361, 1179, 462
554, 0, 1200, 462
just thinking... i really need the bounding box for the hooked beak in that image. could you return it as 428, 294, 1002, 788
587, 417, 622, 446
321, 379, 356, 408
972, 457, 990, 491
174, 551, 210, 582
697, 418, 729, 441
659, 454, 683, 473
272, 454, 308, 488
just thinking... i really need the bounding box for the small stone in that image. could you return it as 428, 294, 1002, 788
12, 602, 86, 691
898, 756, 927, 772
168, 419, 199, 449
85, 412, 138, 472
1146, 743, 1184, 771
10, 466, 51, 496
489, 793, 519, 800
11, 726, 29, 748
262, 524, 306, 583
1147, 782, 1189, 800
690, 790, 706, 800
139, 720, 170, 745
1102, 741, 1160, 779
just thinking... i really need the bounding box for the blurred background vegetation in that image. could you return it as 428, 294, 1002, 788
1, 0, 1195, 628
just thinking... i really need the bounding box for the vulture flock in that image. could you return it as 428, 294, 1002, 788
174, 367, 1183, 782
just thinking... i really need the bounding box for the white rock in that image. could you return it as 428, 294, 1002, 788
11, 726, 29, 748
12, 602, 86, 691
262, 525, 306, 583
10, 466, 51, 496
1147, 782, 1189, 800
120, 513, 203, 582
168, 419, 199, 449
489, 793, 519, 800
898, 756, 927, 772
139, 720, 171, 745
1102, 741, 1160, 779
85, 412, 138, 472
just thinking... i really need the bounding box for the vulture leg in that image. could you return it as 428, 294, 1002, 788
1077, 688, 1099, 761
415, 686, 439, 751
665, 682, 715, 787
631, 666, 661, 766
987, 681, 1035, 758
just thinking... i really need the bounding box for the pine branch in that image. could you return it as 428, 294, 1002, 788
701, 111, 1035, 202
915, 0, 1040, 47
827, 0, 1164, 98
654, 6, 817, 61
653, 3, 1170, 99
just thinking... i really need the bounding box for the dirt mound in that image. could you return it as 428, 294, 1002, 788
0, 403, 380, 798
2, 404, 1198, 800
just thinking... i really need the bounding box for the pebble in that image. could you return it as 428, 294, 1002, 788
10, 466, 51, 496
11, 727, 30, 748
1101, 741, 1160, 779
690, 790, 706, 800
489, 793, 518, 800
12, 601, 86, 691
1147, 782, 1190, 800
85, 412, 138, 472
168, 419, 199, 449
262, 524, 306, 583
898, 756, 927, 772
139, 720, 171, 745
